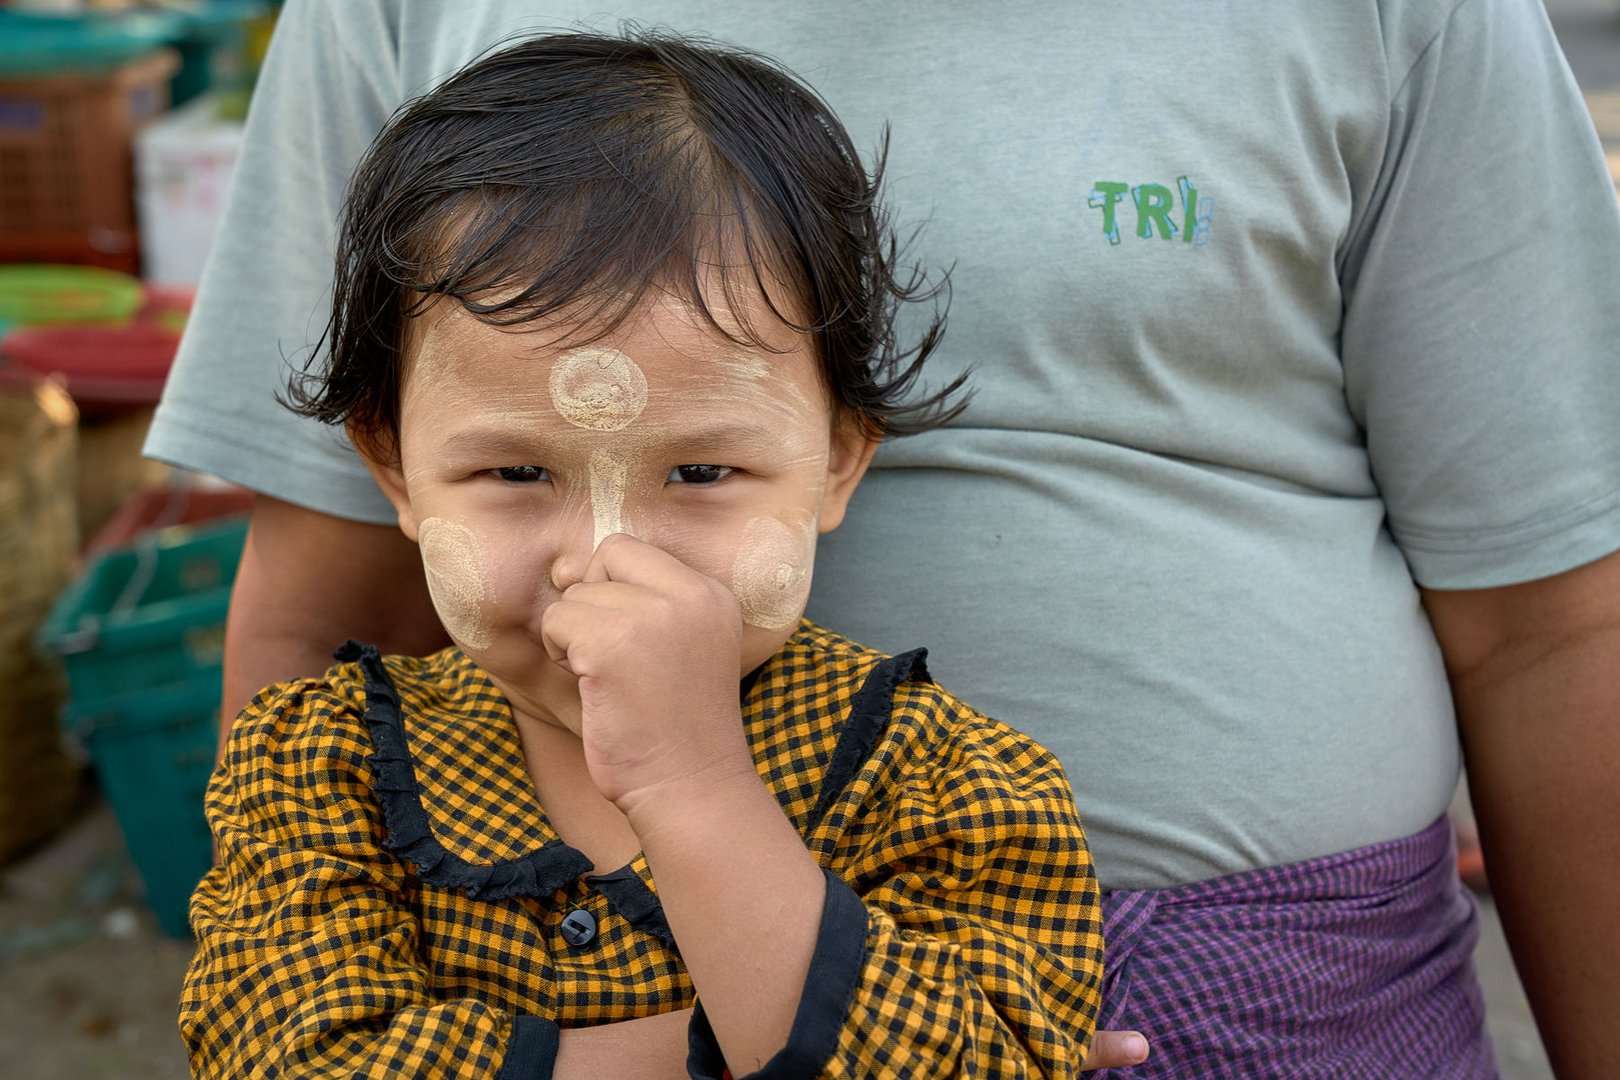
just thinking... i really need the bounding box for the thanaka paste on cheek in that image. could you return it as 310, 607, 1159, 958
416, 517, 496, 649
730, 514, 817, 630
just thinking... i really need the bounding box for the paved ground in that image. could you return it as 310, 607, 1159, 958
1, 2, 1614, 1076
0, 801, 193, 1079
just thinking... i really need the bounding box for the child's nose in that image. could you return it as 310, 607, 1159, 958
548, 531, 594, 592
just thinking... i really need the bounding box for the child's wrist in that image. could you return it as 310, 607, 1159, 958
616, 753, 768, 848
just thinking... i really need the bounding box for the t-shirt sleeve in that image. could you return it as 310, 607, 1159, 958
143, 0, 402, 524
179, 677, 557, 1078
1339, 0, 1620, 589
687, 686, 1105, 1078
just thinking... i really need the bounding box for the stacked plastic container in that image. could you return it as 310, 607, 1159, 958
0, 13, 179, 273
39, 518, 246, 938
0, 264, 246, 938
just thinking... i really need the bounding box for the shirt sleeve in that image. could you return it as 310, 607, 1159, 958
687, 687, 1105, 1078
143, 0, 402, 524
1339, 0, 1620, 589
179, 678, 558, 1079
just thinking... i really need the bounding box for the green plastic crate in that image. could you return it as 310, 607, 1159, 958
39, 516, 247, 711
38, 516, 246, 937
62, 680, 220, 938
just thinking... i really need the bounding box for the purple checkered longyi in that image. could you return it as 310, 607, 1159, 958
1091, 815, 1499, 1079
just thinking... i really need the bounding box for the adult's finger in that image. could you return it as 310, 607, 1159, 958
1080, 1029, 1149, 1072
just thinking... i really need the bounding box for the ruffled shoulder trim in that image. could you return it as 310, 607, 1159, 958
807, 647, 930, 827
335, 639, 592, 900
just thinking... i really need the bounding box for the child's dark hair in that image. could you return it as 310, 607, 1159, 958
292, 28, 966, 460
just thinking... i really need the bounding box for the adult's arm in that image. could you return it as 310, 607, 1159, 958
1422, 548, 1620, 1079
413, 1004, 1152, 1073
221, 496, 445, 731
1339, 9, 1620, 1070
552, 1010, 692, 1079
139, 0, 443, 733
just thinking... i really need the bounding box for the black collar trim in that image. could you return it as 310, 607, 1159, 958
584, 865, 677, 949
335, 638, 930, 914
337, 639, 593, 901
808, 648, 929, 827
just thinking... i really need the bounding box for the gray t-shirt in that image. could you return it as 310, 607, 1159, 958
146, 0, 1620, 890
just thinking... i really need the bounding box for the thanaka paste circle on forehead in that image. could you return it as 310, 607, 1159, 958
416, 518, 495, 649
548, 347, 648, 431
731, 515, 816, 631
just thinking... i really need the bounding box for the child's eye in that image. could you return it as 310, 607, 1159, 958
492, 465, 548, 483
667, 464, 732, 485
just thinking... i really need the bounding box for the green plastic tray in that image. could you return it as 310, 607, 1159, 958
0, 10, 182, 76
0, 265, 142, 326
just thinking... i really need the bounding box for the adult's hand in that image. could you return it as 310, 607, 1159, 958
1422, 547, 1620, 1079
1082, 1028, 1150, 1071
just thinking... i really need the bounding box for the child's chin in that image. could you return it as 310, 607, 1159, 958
740, 621, 800, 670
470, 651, 583, 733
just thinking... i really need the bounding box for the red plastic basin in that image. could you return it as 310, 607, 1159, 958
1, 322, 180, 416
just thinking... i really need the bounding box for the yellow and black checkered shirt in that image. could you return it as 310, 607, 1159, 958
182, 622, 1103, 1078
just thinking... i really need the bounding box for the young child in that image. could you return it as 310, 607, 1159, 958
181, 31, 1103, 1079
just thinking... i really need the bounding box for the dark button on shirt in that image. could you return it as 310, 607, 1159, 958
560, 908, 597, 947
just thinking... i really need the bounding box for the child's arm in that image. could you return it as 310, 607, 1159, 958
183, 680, 539, 1077
752, 688, 1104, 1077
542, 535, 1102, 1077
541, 535, 826, 1071
636, 733, 1102, 1079
185, 679, 699, 1078
665, 693, 1102, 1079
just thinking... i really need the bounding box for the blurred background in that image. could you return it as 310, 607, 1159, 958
0, 1, 1614, 1076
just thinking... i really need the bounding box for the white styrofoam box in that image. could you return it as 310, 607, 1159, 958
136, 94, 243, 286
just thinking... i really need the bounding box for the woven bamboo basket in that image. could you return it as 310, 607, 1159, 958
0, 376, 83, 865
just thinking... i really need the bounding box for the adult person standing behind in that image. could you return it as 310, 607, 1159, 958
147, 2, 1620, 1076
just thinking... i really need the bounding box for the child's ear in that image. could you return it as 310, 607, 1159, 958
352, 428, 422, 542
817, 418, 881, 534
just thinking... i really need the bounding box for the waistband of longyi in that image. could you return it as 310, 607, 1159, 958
1091, 815, 1498, 1079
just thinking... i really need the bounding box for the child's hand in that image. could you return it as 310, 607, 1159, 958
539, 533, 757, 813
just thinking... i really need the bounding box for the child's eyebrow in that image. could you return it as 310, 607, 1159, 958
434, 418, 794, 456
659, 419, 789, 451
437, 425, 547, 458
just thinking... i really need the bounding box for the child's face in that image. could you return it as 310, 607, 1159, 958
365, 286, 876, 731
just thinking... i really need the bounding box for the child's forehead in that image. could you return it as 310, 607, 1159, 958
399, 296, 829, 431
404, 290, 812, 386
